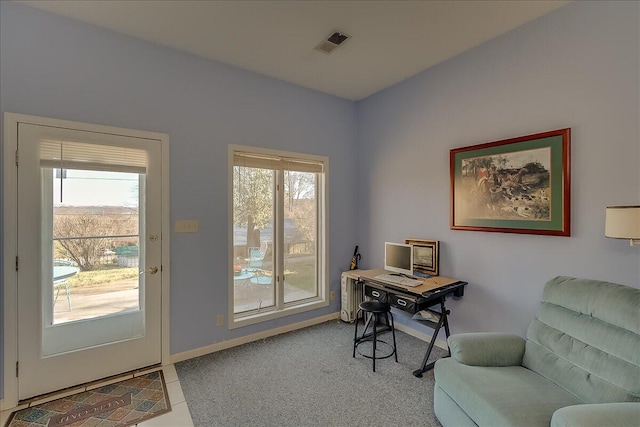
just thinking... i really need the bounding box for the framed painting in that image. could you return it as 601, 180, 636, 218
450, 128, 570, 236
404, 238, 439, 276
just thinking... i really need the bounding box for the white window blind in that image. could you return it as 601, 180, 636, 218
40, 140, 147, 173
233, 151, 323, 173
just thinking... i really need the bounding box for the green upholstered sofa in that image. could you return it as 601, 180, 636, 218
434, 276, 640, 427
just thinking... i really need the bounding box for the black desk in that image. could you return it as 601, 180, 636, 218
356, 269, 467, 377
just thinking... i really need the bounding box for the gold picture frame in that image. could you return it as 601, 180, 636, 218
404, 238, 439, 276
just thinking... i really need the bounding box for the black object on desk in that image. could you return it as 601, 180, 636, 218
357, 270, 467, 378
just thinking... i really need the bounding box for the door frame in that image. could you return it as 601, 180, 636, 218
2, 113, 171, 409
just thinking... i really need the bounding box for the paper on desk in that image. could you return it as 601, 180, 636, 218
412, 310, 441, 323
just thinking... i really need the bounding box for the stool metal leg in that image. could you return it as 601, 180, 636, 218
372, 312, 377, 372
360, 311, 373, 341
353, 308, 361, 358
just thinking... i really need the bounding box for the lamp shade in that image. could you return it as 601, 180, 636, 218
605, 206, 640, 239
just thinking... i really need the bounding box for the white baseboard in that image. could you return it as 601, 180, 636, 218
394, 323, 449, 351
171, 312, 340, 364
170, 312, 447, 365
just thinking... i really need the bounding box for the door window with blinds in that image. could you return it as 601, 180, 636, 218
230, 147, 328, 324
41, 139, 146, 331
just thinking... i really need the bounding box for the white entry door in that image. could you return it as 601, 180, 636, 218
16, 122, 163, 400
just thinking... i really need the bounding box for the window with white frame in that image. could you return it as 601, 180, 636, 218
230, 147, 327, 324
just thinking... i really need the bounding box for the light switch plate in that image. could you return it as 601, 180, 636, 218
175, 220, 199, 233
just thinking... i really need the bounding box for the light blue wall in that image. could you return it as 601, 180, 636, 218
0, 2, 358, 397
356, 0, 640, 335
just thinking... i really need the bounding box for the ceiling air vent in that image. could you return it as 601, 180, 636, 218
314, 31, 351, 55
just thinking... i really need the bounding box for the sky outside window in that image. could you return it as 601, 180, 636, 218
53, 169, 139, 207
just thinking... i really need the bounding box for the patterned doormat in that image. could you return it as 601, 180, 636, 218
6, 370, 171, 427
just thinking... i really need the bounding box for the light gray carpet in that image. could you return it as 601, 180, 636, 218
176, 320, 446, 427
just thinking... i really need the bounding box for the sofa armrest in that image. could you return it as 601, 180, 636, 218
551, 403, 640, 427
447, 333, 525, 366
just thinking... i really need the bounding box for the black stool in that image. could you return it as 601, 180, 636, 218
352, 300, 398, 371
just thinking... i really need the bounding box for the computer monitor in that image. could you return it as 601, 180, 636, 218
384, 242, 413, 276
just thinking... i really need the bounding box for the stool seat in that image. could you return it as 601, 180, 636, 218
359, 300, 391, 314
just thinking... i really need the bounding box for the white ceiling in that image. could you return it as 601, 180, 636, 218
17, 0, 570, 100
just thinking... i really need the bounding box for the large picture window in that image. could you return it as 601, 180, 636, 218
229, 147, 328, 326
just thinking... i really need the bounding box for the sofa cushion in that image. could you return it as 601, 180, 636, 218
550, 402, 640, 427
541, 277, 640, 334
433, 384, 478, 427
448, 333, 525, 367
435, 358, 581, 427
523, 277, 640, 403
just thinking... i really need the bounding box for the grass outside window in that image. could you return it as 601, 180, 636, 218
66, 266, 138, 288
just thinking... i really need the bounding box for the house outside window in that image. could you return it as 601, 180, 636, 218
229, 146, 328, 327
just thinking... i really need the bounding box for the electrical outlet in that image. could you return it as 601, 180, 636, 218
216, 314, 224, 326
330, 291, 336, 301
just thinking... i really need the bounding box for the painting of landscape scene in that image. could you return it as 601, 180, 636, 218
451, 128, 570, 236
459, 147, 551, 221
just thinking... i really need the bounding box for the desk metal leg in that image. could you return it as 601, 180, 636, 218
413, 297, 451, 378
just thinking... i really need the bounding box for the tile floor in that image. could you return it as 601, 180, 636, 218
0, 365, 194, 427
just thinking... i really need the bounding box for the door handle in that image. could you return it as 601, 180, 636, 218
148, 266, 159, 275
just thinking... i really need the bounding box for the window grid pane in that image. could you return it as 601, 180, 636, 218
283, 171, 318, 304
48, 168, 142, 328
233, 166, 275, 314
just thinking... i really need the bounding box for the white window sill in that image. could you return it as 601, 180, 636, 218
229, 298, 329, 329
